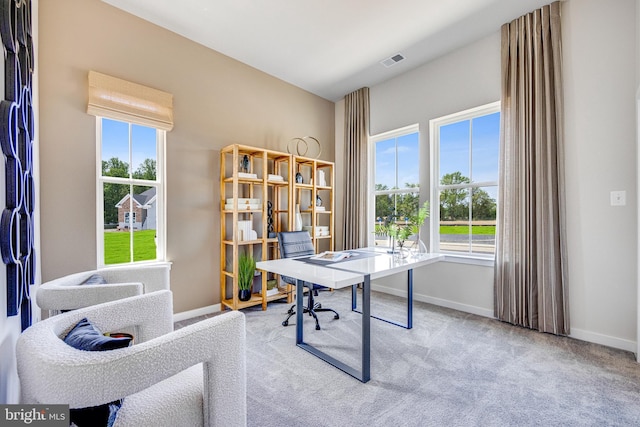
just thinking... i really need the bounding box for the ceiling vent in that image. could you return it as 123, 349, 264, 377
380, 53, 405, 68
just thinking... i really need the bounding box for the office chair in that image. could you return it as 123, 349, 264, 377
277, 231, 339, 330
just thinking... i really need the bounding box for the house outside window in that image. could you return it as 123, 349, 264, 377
369, 124, 420, 248
430, 102, 500, 258
97, 117, 165, 266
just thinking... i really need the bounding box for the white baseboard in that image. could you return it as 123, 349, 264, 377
370, 283, 494, 318
371, 284, 637, 355
173, 304, 221, 322
569, 328, 637, 354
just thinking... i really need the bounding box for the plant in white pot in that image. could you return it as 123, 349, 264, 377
238, 252, 256, 301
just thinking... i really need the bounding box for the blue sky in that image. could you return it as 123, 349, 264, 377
375, 132, 420, 189
439, 112, 500, 184
102, 118, 156, 174
375, 112, 500, 198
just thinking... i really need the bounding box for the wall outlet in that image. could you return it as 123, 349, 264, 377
610, 190, 626, 206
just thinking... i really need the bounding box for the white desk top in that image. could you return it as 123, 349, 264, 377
256, 248, 444, 289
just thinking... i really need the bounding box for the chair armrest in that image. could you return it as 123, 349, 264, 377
100, 262, 171, 293
17, 293, 246, 427
36, 282, 143, 311
18, 291, 174, 404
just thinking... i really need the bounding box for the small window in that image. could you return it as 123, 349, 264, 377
97, 118, 165, 266
430, 102, 500, 257
369, 124, 420, 248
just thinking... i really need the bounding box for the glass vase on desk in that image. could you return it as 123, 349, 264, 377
394, 240, 410, 259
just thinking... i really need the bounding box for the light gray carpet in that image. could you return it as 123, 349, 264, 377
181, 289, 640, 426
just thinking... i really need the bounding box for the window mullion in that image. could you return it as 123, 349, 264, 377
128, 124, 134, 263
468, 120, 473, 254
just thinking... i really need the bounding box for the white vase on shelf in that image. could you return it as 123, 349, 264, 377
294, 204, 303, 231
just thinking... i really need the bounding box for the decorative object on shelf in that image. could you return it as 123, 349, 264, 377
237, 172, 258, 179
294, 204, 303, 231
238, 252, 256, 302
287, 136, 322, 159
267, 174, 284, 182
240, 154, 250, 173
317, 170, 326, 186
316, 195, 322, 207
295, 172, 303, 184
266, 201, 276, 238
261, 278, 280, 297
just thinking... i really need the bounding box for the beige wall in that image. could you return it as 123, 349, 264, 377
38, 0, 335, 312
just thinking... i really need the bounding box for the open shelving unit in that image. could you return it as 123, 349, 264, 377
292, 156, 335, 254
220, 145, 335, 311
220, 144, 292, 310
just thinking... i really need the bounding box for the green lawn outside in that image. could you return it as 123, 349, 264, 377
440, 225, 495, 235
104, 230, 157, 264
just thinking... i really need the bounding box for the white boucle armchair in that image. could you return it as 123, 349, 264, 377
36, 263, 171, 316
16, 290, 247, 427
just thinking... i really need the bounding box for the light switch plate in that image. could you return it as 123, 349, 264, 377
610, 190, 626, 206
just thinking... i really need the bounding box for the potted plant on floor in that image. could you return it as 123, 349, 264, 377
238, 252, 256, 301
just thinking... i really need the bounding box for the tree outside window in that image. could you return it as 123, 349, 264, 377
99, 118, 164, 265
371, 126, 421, 247
432, 103, 500, 256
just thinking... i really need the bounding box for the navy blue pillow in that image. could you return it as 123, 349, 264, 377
81, 274, 107, 285
63, 318, 132, 426
63, 318, 132, 351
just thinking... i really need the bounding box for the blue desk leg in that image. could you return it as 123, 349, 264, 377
295, 275, 372, 383
362, 274, 371, 382
407, 269, 413, 330
296, 279, 304, 344
352, 269, 414, 329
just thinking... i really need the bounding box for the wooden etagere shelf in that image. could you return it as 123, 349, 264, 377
220, 144, 335, 311
292, 155, 335, 254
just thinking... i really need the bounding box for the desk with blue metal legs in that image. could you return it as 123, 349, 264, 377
351, 268, 413, 329
257, 249, 443, 383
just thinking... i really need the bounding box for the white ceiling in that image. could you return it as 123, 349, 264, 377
102, 0, 552, 102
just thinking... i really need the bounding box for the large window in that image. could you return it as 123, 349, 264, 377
369, 124, 420, 248
97, 117, 165, 266
430, 102, 500, 257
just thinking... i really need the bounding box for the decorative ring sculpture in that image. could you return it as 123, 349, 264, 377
287, 136, 322, 159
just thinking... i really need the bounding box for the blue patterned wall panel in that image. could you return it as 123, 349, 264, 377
1, 0, 34, 331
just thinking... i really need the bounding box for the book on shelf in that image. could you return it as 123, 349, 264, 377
267, 174, 285, 182
237, 172, 258, 179
311, 251, 352, 262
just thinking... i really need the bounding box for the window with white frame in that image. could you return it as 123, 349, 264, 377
430, 102, 500, 257
369, 124, 420, 248
97, 117, 165, 266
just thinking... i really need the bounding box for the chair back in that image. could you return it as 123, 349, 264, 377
277, 231, 315, 258
277, 231, 314, 285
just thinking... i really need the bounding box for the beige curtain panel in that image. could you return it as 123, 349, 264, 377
87, 71, 174, 131
494, 1, 569, 335
343, 87, 370, 250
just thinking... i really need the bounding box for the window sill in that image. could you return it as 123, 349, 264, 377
441, 254, 494, 267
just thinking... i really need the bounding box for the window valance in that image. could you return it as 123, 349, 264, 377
87, 71, 173, 131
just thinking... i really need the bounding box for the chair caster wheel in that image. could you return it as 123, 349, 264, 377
282, 320, 288, 327
315, 325, 321, 330
334, 314, 340, 320
316, 304, 322, 309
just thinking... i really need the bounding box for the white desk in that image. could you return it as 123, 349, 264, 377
256, 248, 443, 382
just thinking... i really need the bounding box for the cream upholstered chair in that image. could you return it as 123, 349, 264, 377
17, 290, 247, 427
36, 263, 171, 316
